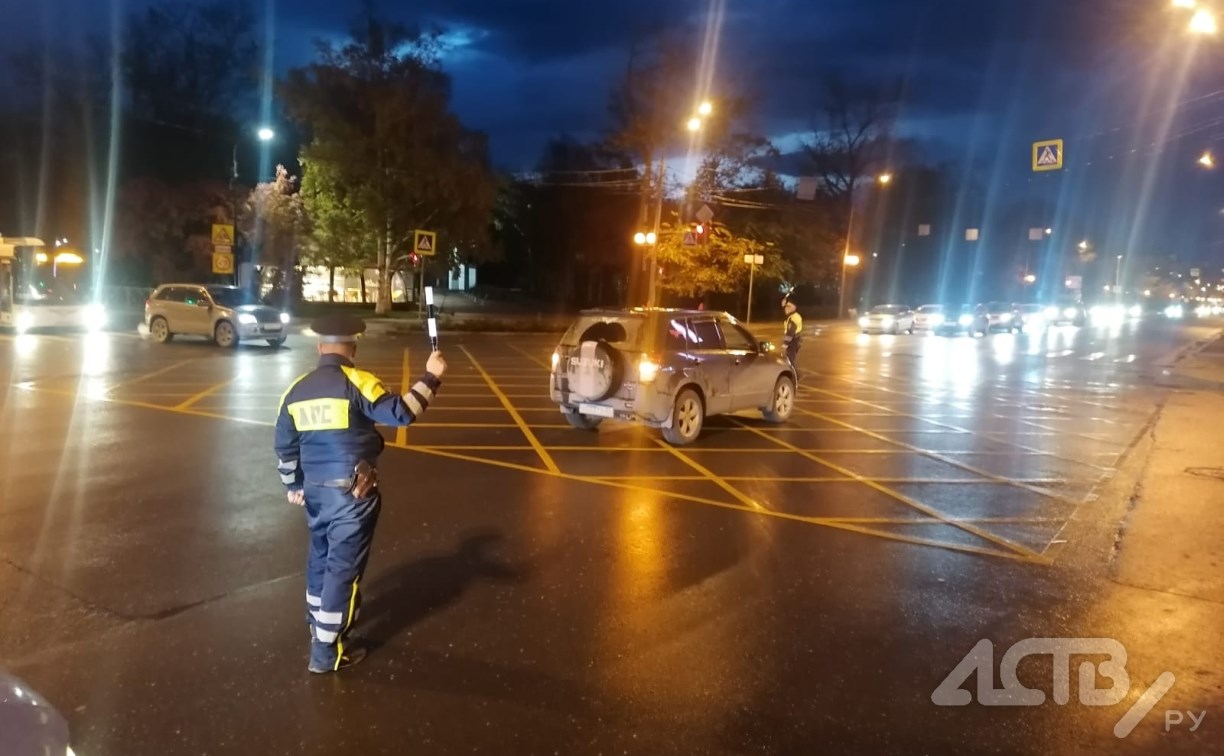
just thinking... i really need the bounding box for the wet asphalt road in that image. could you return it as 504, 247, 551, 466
1, 316, 1222, 755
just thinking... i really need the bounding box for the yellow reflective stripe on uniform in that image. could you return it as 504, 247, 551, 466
341, 366, 387, 403
288, 398, 350, 431
334, 579, 360, 670
278, 372, 311, 413
788, 313, 803, 330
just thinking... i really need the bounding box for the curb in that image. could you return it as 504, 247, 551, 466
1154, 330, 1224, 390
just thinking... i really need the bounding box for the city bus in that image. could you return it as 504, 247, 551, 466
0, 236, 106, 333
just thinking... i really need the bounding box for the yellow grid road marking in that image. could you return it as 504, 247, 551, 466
396, 347, 410, 447
460, 345, 559, 474
733, 419, 1046, 561
174, 378, 238, 411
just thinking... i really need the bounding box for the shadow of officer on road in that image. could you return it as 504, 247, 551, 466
358, 530, 529, 650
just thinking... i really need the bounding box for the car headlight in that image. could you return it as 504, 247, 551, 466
551, 351, 560, 371
1165, 304, 1184, 319
279, 312, 291, 324
858, 316, 870, 327
929, 314, 945, 326
1128, 305, 1142, 318
881, 315, 894, 324
238, 313, 258, 325
1044, 306, 1059, 319
15, 311, 34, 333
639, 358, 661, 383
999, 313, 1013, 322
958, 314, 973, 327
1063, 307, 1077, 319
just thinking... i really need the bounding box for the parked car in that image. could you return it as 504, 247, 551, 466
145, 284, 290, 348
549, 309, 797, 445
1, 669, 75, 756
858, 304, 915, 334
981, 301, 1022, 333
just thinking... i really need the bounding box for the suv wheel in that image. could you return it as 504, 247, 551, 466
763, 375, 795, 423
149, 316, 173, 343
662, 388, 704, 446
564, 412, 603, 431
214, 320, 238, 348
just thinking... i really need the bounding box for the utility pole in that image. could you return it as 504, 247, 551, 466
646, 155, 666, 308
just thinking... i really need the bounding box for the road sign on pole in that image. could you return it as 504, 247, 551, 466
743, 253, 764, 324
683, 231, 697, 247
413, 230, 437, 256
212, 249, 234, 274
211, 224, 235, 245
1033, 139, 1064, 172
696, 204, 714, 224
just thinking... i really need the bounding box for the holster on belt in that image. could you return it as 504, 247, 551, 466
349, 460, 378, 498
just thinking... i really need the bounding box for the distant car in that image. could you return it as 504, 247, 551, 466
1044, 299, 1087, 326
858, 305, 915, 334
549, 308, 797, 446
933, 304, 980, 336
145, 284, 290, 348
1, 670, 74, 756
912, 304, 946, 332
981, 301, 1022, 333
1018, 304, 1047, 331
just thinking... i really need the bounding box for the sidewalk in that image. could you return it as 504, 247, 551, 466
1156, 331, 1224, 390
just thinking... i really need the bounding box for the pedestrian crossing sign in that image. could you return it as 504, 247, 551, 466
413, 229, 437, 256
1032, 139, 1063, 172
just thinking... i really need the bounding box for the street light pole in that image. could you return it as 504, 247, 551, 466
838, 203, 855, 318
647, 154, 666, 309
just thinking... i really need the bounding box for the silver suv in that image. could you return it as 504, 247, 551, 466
549, 308, 797, 445
145, 284, 289, 347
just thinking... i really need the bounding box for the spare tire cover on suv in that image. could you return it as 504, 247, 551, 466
565, 340, 623, 402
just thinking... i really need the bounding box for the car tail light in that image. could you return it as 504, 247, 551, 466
639, 356, 661, 383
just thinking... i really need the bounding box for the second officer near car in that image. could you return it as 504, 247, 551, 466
274, 313, 446, 673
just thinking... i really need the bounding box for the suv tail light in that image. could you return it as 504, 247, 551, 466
638, 356, 661, 383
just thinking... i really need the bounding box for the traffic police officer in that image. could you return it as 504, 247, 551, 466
274, 314, 446, 673
782, 298, 803, 368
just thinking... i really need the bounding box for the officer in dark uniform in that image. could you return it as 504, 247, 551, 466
274, 314, 446, 673
782, 298, 803, 368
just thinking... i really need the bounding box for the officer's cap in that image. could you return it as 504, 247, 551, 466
310, 313, 367, 343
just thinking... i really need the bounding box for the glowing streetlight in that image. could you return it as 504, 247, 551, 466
1199, 150, 1216, 168
633, 232, 647, 245
1024, 274, 1037, 284
1190, 7, 1218, 34
1173, 0, 1197, 9
1078, 240, 1090, 250
697, 101, 713, 117
877, 172, 893, 185
686, 116, 703, 132
844, 254, 861, 267
1044, 227, 1053, 235
646, 231, 657, 245
257, 126, 276, 142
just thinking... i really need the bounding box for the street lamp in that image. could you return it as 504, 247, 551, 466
257, 127, 275, 142
837, 254, 862, 321
1199, 150, 1216, 168
646, 103, 713, 307
1190, 7, 1218, 34
1024, 274, 1037, 284
877, 172, 893, 185
1078, 240, 1090, 251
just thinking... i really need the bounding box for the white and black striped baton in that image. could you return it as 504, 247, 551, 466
424, 286, 439, 351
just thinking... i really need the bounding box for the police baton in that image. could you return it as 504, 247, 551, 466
424, 286, 439, 351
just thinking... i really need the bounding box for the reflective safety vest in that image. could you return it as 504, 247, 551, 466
784, 312, 804, 345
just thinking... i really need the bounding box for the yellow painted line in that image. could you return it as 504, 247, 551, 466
397, 443, 1032, 561
396, 347, 410, 447
26, 380, 1046, 563
733, 419, 1044, 561
103, 359, 198, 393
509, 343, 551, 369
460, 345, 559, 474
650, 438, 766, 510
174, 378, 238, 411
796, 406, 1081, 506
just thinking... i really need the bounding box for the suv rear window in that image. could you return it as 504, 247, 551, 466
560, 315, 647, 348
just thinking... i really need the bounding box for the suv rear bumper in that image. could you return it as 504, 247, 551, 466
551, 375, 674, 427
